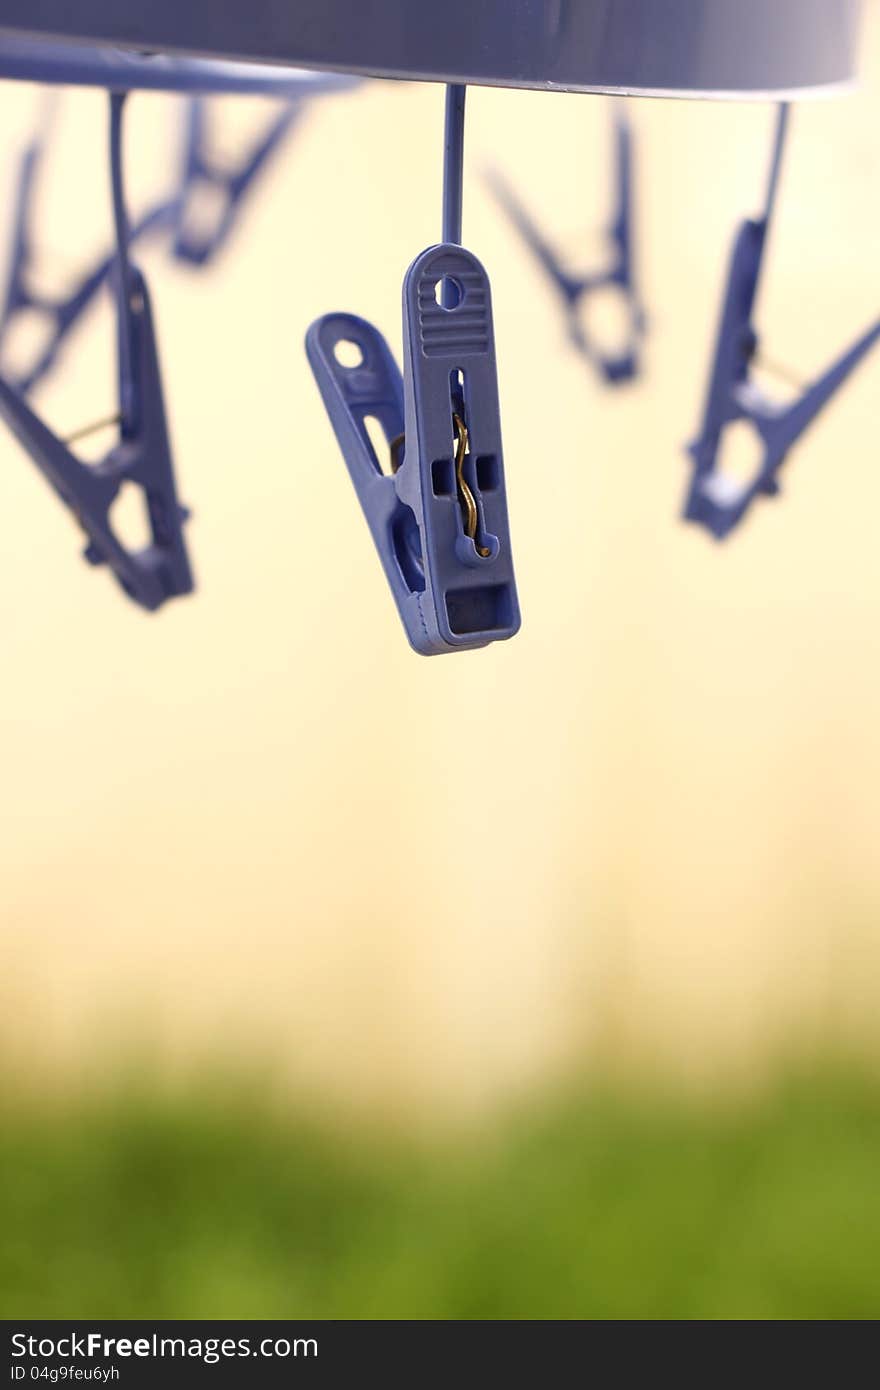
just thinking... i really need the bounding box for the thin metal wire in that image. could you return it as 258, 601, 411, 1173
762, 102, 790, 227
109, 90, 136, 432
442, 83, 466, 246
750, 102, 790, 328
752, 352, 804, 391
63, 410, 122, 446
59, 95, 134, 455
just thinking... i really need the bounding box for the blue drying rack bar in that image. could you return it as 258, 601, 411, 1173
0, 37, 361, 96
0, 0, 864, 97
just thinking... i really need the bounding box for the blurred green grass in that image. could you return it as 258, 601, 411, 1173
1, 1068, 878, 1319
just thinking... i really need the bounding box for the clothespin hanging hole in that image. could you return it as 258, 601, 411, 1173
433, 276, 463, 310
333, 338, 364, 367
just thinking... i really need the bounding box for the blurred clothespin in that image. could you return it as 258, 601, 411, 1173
486, 104, 645, 383
171, 96, 302, 265
685, 104, 880, 539
0, 94, 193, 610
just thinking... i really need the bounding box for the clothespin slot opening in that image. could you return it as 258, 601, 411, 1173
432, 368, 494, 561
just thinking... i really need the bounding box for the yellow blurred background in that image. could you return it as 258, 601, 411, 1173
1, 11, 878, 1124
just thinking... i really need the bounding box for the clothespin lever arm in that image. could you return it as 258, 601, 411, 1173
685, 104, 879, 539
306, 309, 419, 624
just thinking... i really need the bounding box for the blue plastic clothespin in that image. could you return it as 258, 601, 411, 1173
685, 104, 880, 539
486, 106, 645, 383
171, 96, 302, 265
306, 86, 520, 655
0, 93, 192, 610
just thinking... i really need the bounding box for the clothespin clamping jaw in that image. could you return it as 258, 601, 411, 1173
685, 105, 880, 540
486, 109, 645, 383
307, 244, 520, 654
0, 93, 193, 610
